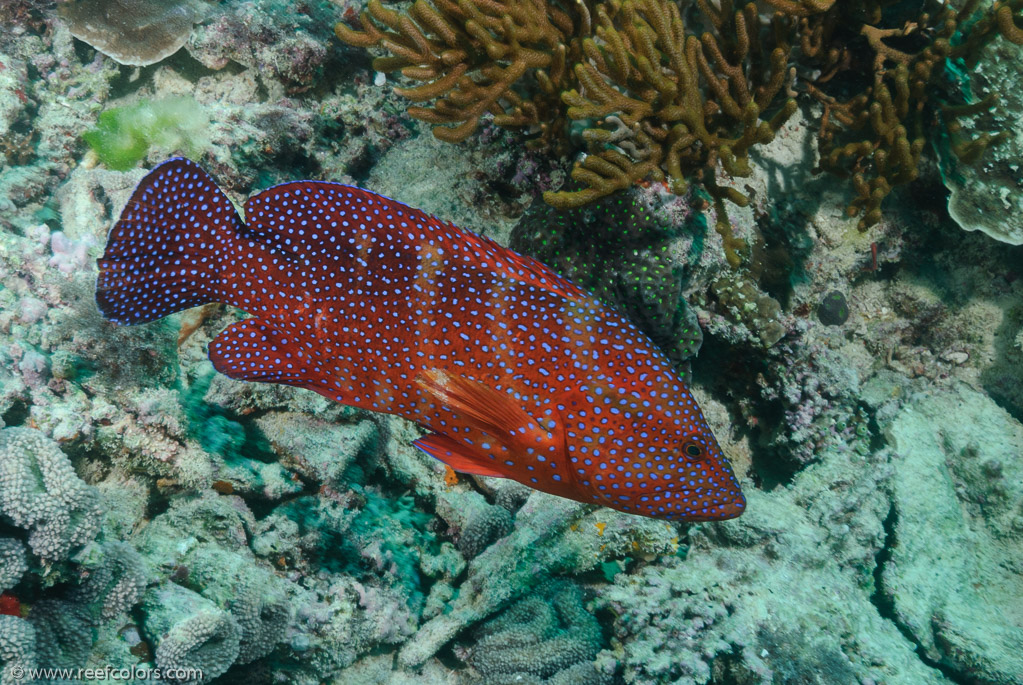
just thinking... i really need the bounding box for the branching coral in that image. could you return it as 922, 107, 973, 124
338, 0, 1023, 241
552, 0, 796, 214
336, 0, 796, 250
335, 0, 588, 145
803, 0, 1023, 229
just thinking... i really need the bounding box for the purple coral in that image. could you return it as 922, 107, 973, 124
756, 335, 861, 465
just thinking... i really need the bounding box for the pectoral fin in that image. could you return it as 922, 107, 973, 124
412, 434, 507, 478
414, 369, 554, 450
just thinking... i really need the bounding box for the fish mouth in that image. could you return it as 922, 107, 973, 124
710, 491, 746, 520
667, 488, 746, 521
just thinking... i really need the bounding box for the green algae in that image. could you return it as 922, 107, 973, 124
83, 96, 209, 171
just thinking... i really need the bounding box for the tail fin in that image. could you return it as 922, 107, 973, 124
96, 158, 242, 325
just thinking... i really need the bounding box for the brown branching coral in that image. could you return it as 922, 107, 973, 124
336, 0, 1023, 248
335, 0, 588, 145
548, 0, 797, 265
762, 0, 835, 16
550, 0, 797, 208
805, 0, 1023, 230
336, 0, 798, 245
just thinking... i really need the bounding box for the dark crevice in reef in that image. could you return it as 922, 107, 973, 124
1, 398, 30, 427
689, 341, 798, 492
869, 503, 900, 630
869, 503, 970, 685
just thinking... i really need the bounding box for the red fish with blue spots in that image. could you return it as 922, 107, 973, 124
96, 158, 745, 521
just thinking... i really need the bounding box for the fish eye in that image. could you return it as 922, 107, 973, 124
682, 442, 704, 460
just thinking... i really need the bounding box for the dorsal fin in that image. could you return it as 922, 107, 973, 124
242, 181, 591, 301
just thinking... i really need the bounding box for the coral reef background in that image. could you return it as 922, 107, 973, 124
1, 0, 1022, 684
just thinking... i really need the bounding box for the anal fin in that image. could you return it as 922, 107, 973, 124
208, 318, 335, 393
413, 434, 506, 478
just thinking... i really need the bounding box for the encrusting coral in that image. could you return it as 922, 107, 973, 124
26, 541, 148, 668
337, 0, 1023, 238
58, 0, 208, 67
0, 539, 28, 592
0, 615, 36, 683
141, 582, 242, 682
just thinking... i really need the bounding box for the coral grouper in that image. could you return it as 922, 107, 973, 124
96, 158, 745, 521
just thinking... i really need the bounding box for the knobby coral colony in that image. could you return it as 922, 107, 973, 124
336, 0, 1023, 257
